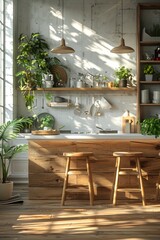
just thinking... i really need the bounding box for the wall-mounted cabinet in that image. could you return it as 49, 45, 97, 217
137, 3, 160, 122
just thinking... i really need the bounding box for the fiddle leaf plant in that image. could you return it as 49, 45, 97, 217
140, 115, 160, 138
0, 118, 33, 183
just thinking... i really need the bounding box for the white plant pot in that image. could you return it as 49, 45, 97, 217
45, 81, 53, 88
0, 181, 13, 200
145, 74, 153, 81
43, 126, 51, 131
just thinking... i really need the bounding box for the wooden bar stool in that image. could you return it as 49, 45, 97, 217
61, 152, 94, 206
112, 152, 145, 206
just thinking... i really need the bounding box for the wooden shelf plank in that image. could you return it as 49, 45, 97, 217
34, 87, 137, 92
140, 41, 160, 46
140, 103, 160, 106
140, 60, 160, 64
140, 81, 160, 83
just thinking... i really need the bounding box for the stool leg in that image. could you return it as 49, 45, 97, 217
110, 156, 118, 201
61, 157, 70, 206
136, 157, 145, 206
113, 157, 121, 205
155, 172, 160, 201
86, 157, 94, 205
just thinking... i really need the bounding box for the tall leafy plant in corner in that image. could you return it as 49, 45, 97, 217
0, 118, 32, 183
16, 32, 50, 109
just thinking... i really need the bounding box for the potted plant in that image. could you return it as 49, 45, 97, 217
143, 64, 155, 81
0, 118, 32, 200
39, 115, 54, 130
114, 66, 132, 87
20, 116, 34, 133
16, 32, 67, 108
16, 32, 50, 109
140, 114, 160, 138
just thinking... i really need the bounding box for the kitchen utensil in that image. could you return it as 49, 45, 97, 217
54, 96, 68, 102
74, 97, 82, 116
94, 100, 102, 116
99, 97, 112, 110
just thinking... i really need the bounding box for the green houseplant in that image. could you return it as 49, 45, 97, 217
143, 64, 155, 81
140, 115, 160, 138
16, 32, 67, 109
16, 32, 50, 109
39, 115, 54, 130
114, 66, 132, 87
0, 118, 32, 200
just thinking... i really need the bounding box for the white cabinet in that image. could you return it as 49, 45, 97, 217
9, 135, 28, 183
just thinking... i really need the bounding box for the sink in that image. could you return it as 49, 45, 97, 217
99, 130, 118, 134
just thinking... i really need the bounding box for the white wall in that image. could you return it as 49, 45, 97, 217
15, 0, 160, 132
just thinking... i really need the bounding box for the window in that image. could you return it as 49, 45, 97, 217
0, 0, 14, 124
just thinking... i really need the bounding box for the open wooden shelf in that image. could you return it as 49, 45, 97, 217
35, 87, 137, 92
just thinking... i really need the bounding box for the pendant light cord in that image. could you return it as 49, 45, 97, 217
62, 0, 64, 39
121, 0, 123, 39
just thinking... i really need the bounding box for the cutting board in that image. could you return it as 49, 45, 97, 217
122, 116, 136, 133
31, 130, 60, 135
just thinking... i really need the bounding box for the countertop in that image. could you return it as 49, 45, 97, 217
21, 133, 159, 140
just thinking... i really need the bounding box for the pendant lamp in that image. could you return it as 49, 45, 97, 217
111, 0, 134, 54
51, 0, 75, 54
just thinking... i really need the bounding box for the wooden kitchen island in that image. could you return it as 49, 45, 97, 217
26, 134, 160, 202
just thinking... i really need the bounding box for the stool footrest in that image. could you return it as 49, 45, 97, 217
68, 169, 87, 174
119, 168, 139, 175
117, 188, 142, 192
65, 186, 89, 193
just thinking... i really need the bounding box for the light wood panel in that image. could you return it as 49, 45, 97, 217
28, 139, 160, 201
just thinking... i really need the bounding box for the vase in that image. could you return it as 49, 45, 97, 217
0, 181, 13, 200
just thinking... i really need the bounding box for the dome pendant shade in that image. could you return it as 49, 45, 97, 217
111, 38, 134, 54
51, 38, 75, 54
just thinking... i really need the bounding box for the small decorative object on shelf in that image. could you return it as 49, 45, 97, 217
155, 46, 160, 60
143, 64, 155, 81
114, 66, 133, 87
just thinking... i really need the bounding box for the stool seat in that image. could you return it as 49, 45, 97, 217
112, 151, 145, 206
113, 152, 143, 157
61, 152, 94, 206
63, 152, 93, 157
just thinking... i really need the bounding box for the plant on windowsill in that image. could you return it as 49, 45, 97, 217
114, 66, 133, 87
140, 114, 160, 138
143, 64, 155, 81
0, 118, 32, 200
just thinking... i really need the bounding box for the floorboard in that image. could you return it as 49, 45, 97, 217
0, 184, 160, 240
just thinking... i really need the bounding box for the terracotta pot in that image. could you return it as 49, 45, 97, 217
0, 181, 13, 200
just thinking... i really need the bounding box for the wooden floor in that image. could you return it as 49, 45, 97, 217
0, 184, 160, 240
